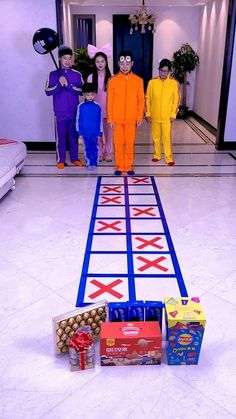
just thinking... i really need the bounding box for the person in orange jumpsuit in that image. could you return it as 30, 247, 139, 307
145, 58, 180, 166
107, 51, 145, 176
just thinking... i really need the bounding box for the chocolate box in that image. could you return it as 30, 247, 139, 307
164, 297, 206, 365
52, 300, 108, 355
100, 321, 162, 366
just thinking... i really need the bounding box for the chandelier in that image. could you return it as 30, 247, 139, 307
129, 0, 156, 35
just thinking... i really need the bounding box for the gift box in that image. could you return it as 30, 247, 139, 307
69, 326, 95, 371
100, 321, 162, 366
52, 300, 108, 355
164, 297, 206, 365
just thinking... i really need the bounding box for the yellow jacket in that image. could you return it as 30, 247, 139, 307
107, 72, 144, 124
145, 76, 180, 123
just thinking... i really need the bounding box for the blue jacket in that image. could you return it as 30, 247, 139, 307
76, 101, 103, 137
45, 68, 83, 118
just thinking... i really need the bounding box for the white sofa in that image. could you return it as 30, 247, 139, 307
0, 139, 27, 199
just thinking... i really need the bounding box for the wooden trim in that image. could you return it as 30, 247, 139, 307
189, 111, 217, 136
55, 0, 63, 45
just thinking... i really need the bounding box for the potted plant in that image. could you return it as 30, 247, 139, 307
171, 43, 199, 118
73, 47, 94, 81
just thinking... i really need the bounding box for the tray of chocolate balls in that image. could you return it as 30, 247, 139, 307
52, 300, 108, 355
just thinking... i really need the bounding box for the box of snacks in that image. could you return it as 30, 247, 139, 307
164, 297, 206, 365
100, 321, 162, 366
52, 300, 108, 355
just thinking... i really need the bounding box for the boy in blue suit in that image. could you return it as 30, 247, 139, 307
76, 82, 103, 167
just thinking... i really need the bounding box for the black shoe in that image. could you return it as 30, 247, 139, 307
114, 170, 122, 176
127, 170, 135, 176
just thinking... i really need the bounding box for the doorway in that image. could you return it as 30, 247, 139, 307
113, 15, 153, 89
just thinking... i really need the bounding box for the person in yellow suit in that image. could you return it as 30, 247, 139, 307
107, 50, 145, 176
146, 59, 180, 166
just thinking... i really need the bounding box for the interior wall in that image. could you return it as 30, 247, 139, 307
0, 1, 229, 143
65, 4, 200, 111
194, 0, 229, 128
224, 22, 236, 142
0, 0, 57, 142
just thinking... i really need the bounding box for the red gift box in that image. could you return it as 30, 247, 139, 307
100, 321, 162, 366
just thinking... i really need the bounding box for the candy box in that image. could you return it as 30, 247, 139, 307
52, 300, 108, 355
100, 321, 162, 366
164, 297, 206, 365
69, 326, 95, 371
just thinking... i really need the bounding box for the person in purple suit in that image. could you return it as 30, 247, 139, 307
45, 45, 84, 169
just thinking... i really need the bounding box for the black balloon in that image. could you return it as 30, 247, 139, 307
32, 28, 59, 55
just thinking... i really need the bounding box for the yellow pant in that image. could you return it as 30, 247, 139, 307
151, 121, 173, 163
113, 123, 136, 172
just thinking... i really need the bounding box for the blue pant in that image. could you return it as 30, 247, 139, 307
55, 117, 78, 163
83, 135, 98, 166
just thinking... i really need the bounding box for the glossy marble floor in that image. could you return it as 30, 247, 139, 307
0, 119, 236, 419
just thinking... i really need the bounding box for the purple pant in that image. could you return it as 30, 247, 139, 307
55, 117, 79, 163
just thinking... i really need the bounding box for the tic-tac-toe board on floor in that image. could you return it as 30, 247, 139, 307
76, 176, 188, 307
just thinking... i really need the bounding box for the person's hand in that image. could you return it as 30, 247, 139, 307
136, 120, 142, 127
145, 117, 151, 124
97, 136, 102, 141
78, 135, 83, 141
170, 117, 175, 123
59, 76, 68, 87
109, 123, 115, 129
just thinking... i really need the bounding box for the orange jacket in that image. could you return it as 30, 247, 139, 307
107, 72, 144, 124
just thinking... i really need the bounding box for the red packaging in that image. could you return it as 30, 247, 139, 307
100, 321, 162, 366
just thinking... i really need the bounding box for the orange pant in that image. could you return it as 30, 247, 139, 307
113, 123, 136, 172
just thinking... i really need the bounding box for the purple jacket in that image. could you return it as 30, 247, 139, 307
45, 68, 83, 118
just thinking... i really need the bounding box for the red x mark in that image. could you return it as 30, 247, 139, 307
97, 220, 122, 232
135, 236, 164, 250
102, 186, 122, 194
133, 207, 156, 217
137, 255, 168, 272
88, 279, 123, 299
101, 196, 121, 204
131, 177, 150, 184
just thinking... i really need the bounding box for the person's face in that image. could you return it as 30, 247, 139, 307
118, 56, 133, 74
60, 54, 73, 69
159, 66, 170, 80
84, 92, 95, 101
95, 55, 107, 71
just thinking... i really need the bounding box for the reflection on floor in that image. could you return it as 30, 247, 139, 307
0, 118, 236, 419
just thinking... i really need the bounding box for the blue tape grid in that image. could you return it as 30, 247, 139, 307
76, 176, 188, 307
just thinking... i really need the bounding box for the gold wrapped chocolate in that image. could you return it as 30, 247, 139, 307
57, 341, 64, 349
91, 322, 97, 330
76, 315, 82, 323
61, 333, 67, 342
57, 328, 64, 337
90, 309, 97, 318
94, 327, 100, 335
65, 326, 71, 334
52, 300, 108, 355
97, 307, 104, 315
83, 312, 90, 320
72, 322, 79, 331
94, 315, 100, 323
